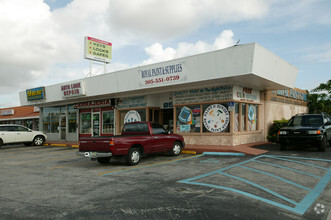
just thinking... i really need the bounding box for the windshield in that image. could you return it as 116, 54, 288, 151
288, 115, 323, 126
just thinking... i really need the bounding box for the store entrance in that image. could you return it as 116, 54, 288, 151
60, 115, 66, 140
162, 109, 174, 133
92, 113, 100, 137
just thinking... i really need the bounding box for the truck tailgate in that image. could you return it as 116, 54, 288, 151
79, 138, 113, 152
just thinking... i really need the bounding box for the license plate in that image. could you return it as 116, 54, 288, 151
84, 152, 97, 157
90, 152, 97, 157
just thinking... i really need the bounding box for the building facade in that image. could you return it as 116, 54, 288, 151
0, 106, 40, 130
19, 43, 308, 145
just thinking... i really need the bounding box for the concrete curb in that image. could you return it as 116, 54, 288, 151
202, 152, 245, 156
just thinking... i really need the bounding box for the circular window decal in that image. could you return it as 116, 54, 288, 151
203, 104, 230, 133
124, 110, 141, 124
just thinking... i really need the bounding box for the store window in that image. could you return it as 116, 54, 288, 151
119, 109, 146, 132
43, 107, 60, 133
248, 104, 258, 131
202, 103, 230, 133
234, 103, 239, 132
241, 103, 246, 131
80, 112, 91, 134
68, 105, 77, 133
26, 120, 33, 129
176, 105, 201, 133
102, 110, 114, 134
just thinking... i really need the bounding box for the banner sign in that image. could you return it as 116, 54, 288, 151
84, 36, 112, 63
61, 80, 86, 98
117, 96, 146, 109
173, 86, 232, 105
74, 99, 113, 109
1, 109, 14, 116
26, 87, 45, 101
233, 86, 260, 103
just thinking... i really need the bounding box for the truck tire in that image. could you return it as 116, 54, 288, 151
318, 135, 327, 152
170, 142, 182, 156
127, 148, 141, 166
97, 157, 111, 164
33, 136, 45, 146
0, 139, 3, 147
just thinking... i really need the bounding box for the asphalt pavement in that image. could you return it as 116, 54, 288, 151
0, 143, 331, 219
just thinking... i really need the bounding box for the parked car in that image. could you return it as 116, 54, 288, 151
0, 124, 47, 147
77, 121, 185, 165
278, 113, 331, 151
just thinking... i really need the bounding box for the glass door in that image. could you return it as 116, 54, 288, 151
60, 115, 66, 140
92, 113, 100, 137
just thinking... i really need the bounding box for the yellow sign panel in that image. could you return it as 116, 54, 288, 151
84, 36, 112, 63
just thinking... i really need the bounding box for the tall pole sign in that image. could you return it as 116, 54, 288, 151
84, 36, 112, 63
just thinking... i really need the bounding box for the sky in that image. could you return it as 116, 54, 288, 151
0, 0, 330, 108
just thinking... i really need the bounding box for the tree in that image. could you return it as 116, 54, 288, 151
308, 80, 331, 114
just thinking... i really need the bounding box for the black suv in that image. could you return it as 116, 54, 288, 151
278, 113, 331, 151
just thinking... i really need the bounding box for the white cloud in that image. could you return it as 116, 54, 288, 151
0, 0, 329, 107
142, 30, 235, 65
107, 0, 269, 39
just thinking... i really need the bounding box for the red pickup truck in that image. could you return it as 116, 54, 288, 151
77, 122, 185, 165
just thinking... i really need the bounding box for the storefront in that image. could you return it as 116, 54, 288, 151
19, 42, 307, 145
0, 106, 40, 130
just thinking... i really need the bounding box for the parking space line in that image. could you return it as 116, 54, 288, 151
238, 165, 312, 191
16, 156, 76, 165
269, 157, 328, 170
50, 161, 95, 169
254, 160, 322, 179
178, 155, 331, 215
99, 154, 203, 176
219, 171, 298, 205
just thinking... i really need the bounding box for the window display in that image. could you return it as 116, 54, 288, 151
176, 105, 201, 133
80, 112, 91, 134
102, 110, 114, 134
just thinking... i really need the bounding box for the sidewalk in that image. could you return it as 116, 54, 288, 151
44, 141, 269, 155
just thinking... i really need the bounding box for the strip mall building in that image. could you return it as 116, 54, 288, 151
19, 43, 308, 146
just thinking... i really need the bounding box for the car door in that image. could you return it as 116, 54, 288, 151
151, 123, 173, 152
0, 126, 17, 144
16, 125, 33, 143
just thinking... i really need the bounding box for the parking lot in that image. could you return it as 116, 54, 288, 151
1, 144, 331, 219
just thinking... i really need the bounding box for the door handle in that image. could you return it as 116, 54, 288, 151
154, 137, 158, 139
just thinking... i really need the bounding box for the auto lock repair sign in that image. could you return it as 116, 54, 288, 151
84, 36, 112, 63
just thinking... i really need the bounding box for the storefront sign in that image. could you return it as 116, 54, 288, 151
173, 86, 232, 105
233, 86, 260, 103
61, 80, 86, 98
124, 110, 141, 123
26, 87, 45, 101
74, 99, 113, 109
84, 36, 112, 63
117, 96, 146, 109
203, 104, 230, 133
1, 109, 14, 116
139, 62, 185, 87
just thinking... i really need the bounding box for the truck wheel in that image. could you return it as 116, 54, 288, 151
0, 139, 3, 147
170, 142, 182, 156
33, 136, 45, 146
97, 157, 111, 164
318, 136, 327, 152
127, 148, 141, 166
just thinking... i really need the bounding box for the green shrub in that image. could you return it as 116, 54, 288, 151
267, 119, 289, 142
